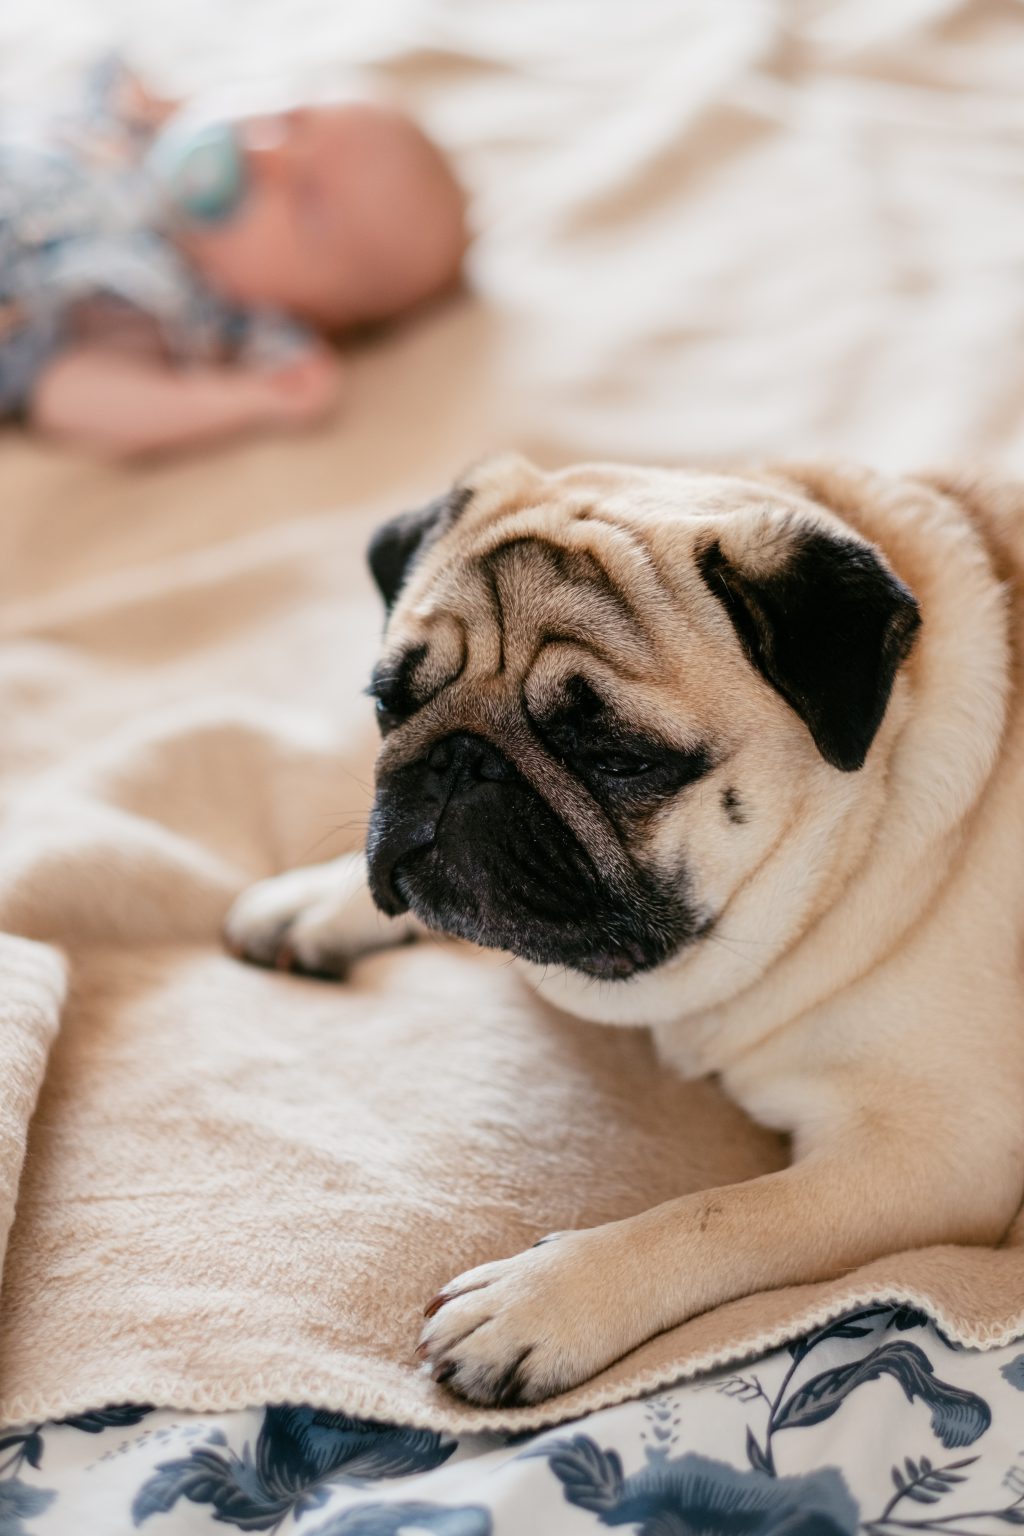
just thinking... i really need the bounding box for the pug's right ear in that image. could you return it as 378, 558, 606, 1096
699, 515, 920, 772
367, 487, 471, 612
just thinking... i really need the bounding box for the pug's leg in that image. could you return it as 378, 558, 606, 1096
224, 853, 425, 977
418, 1097, 1022, 1407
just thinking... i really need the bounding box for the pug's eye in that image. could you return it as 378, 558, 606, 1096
372, 695, 403, 735
586, 751, 655, 778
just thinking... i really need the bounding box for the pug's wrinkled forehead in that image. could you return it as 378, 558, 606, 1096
367, 455, 920, 776
369, 459, 738, 743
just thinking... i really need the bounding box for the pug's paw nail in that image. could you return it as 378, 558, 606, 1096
414, 1245, 600, 1407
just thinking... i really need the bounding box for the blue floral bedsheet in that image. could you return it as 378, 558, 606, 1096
5, 1306, 1024, 1535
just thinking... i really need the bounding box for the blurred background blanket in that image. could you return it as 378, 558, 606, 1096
0, 0, 1023, 1438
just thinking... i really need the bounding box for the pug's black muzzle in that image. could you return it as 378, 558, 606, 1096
366, 731, 694, 979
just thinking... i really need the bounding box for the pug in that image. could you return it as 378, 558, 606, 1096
224, 455, 1024, 1408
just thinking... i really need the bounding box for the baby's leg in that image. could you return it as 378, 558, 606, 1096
224, 854, 424, 977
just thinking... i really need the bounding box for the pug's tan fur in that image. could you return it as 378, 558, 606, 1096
226, 457, 1024, 1407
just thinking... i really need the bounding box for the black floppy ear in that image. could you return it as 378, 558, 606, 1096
367, 487, 471, 611
699, 524, 920, 771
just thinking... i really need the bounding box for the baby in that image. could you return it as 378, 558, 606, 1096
0, 58, 467, 456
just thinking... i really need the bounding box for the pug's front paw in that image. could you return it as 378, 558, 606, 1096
224, 854, 418, 978
418, 1230, 630, 1407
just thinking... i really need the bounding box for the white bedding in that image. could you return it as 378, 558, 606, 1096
6, 1306, 1024, 1535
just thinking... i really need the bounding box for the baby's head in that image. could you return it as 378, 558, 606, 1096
169, 100, 468, 330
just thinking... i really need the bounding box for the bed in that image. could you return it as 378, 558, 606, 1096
1, 1, 1023, 1529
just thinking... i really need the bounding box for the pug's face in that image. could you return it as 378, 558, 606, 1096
364, 457, 919, 1019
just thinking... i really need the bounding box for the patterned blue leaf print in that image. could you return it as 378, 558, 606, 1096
773, 1342, 990, 1448
132, 1409, 457, 1530
538, 1438, 860, 1535
788, 1307, 893, 1364
746, 1428, 772, 1476
888, 1454, 975, 1507
1000, 1355, 1024, 1391
526, 1436, 625, 1514
0, 1476, 56, 1536
0, 1437, 41, 1474
132, 1445, 282, 1531
62, 1403, 153, 1434
256, 1407, 455, 1488
308, 1502, 492, 1536
886, 1308, 930, 1332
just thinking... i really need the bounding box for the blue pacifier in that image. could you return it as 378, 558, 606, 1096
147, 117, 248, 226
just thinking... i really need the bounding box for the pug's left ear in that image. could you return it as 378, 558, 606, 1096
367, 486, 471, 611
699, 521, 920, 771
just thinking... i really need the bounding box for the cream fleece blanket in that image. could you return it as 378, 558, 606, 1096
1, 0, 1023, 1434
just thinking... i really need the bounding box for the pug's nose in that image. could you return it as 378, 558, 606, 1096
426, 732, 517, 791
